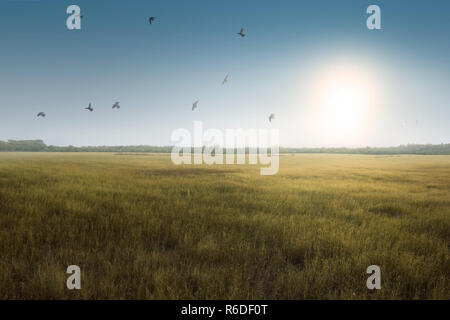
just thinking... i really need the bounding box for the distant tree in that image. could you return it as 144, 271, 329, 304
0, 140, 449, 155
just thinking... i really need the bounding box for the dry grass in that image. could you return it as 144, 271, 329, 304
0, 152, 448, 299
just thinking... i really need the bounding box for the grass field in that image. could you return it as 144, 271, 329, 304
0, 152, 448, 299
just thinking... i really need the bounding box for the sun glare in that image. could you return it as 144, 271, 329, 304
308, 62, 378, 145
321, 82, 368, 136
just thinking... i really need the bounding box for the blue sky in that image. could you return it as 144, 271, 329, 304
0, 0, 449, 147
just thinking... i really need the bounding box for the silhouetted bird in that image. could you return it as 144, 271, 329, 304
237, 28, 245, 37
85, 103, 93, 112
269, 113, 275, 122
149, 17, 156, 24
37, 112, 45, 117
112, 102, 120, 109
192, 100, 199, 111
222, 75, 229, 85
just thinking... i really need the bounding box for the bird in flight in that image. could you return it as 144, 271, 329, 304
237, 28, 245, 37
192, 100, 199, 111
222, 75, 229, 86
112, 102, 120, 109
85, 103, 93, 112
37, 112, 45, 117
149, 17, 156, 24
269, 113, 275, 122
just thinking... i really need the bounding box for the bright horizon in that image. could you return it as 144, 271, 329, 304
1, 0, 449, 148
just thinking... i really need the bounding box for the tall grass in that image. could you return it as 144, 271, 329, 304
0, 153, 448, 299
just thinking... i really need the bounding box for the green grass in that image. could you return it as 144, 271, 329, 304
0, 152, 449, 299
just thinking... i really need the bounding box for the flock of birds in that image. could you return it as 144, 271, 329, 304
36, 16, 276, 123
37, 101, 119, 117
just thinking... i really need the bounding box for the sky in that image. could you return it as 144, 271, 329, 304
0, 0, 449, 147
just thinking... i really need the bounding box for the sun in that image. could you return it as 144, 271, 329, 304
309, 63, 378, 145
321, 81, 369, 137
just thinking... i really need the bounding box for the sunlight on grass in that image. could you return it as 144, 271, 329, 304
0, 153, 448, 299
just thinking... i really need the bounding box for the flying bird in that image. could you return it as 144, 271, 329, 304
192, 100, 199, 111
85, 103, 93, 112
37, 112, 45, 117
112, 102, 120, 109
269, 113, 275, 122
237, 28, 245, 37
149, 17, 156, 24
222, 75, 229, 86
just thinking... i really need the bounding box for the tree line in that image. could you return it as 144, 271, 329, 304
1, 139, 450, 155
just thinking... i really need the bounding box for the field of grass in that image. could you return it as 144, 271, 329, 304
0, 152, 448, 299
